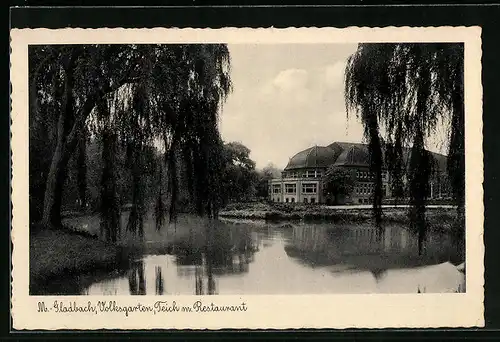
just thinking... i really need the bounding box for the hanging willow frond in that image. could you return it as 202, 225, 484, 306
30, 43, 232, 241
344, 43, 465, 248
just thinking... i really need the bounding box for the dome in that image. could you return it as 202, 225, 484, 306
333, 144, 370, 166
284, 145, 338, 170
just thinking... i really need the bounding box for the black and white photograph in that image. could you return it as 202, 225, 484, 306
11, 27, 484, 329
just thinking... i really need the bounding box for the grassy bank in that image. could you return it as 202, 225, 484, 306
219, 202, 460, 228
29, 227, 133, 294
30, 212, 234, 294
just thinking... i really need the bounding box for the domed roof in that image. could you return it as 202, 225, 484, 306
283, 141, 448, 172
284, 145, 338, 170
333, 144, 370, 166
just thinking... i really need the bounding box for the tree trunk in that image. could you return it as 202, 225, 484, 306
77, 129, 87, 210
40, 48, 78, 228
409, 132, 431, 256
100, 129, 121, 243
41, 139, 70, 228
39, 47, 138, 229
127, 149, 145, 238
448, 93, 465, 221
366, 109, 383, 227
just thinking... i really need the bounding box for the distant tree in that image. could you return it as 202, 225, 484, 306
262, 163, 281, 178
255, 163, 282, 199
223, 142, 256, 169
323, 167, 354, 204
220, 142, 258, 204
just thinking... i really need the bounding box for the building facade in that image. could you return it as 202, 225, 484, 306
269, 142, 450, 205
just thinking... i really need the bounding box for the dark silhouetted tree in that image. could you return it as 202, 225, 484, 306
345, 43, 464, 254
323, 166, 355, 205
30, 44, 232, 241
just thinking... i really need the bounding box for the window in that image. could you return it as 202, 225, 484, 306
289, 172, 298, 178
304, 198, 308, 203
302, 183, 317, 194
272, 184, 282, 194
291, 198, 295, 203
306, 170, 316, 178
311, 198, 316, 204
285, 198, 289, 203
359, 199, 363, 204
285, 183, 296, 194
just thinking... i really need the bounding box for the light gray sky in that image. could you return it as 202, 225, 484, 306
219, 44, 448, 170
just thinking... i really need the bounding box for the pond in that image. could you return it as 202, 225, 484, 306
55, 215, 466, 295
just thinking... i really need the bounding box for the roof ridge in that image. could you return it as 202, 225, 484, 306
305, 145, 316, 167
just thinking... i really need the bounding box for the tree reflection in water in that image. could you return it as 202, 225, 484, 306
284, 222, 464, 283
155, 266, 164, 295
172, 220, 259, 295
128, 260, 147, 295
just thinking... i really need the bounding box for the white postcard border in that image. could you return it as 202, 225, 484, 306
10, 27, 484, 330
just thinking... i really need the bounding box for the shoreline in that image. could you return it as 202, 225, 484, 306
30, 203, 462, 294
219, 202, 460, 225
29, 227, 132, 295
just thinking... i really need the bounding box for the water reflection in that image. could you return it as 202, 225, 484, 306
128, 260, 147, 295
155, 266, 164, 295
78, 219, 464, 295
173, 223, 259, 295
285, 223, 464, 286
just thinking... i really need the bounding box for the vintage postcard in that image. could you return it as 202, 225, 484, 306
10, 27, 484, 330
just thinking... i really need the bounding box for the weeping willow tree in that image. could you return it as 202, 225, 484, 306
94, 98, 121, 242
344, 43, 464, 255
88, 44, 232, 240
30, 44, 232, 241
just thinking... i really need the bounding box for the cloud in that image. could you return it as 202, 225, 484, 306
260, 68, 313, 107
220, 45, 366, 169
272, 68, 309, 91
324, 62, 347, 89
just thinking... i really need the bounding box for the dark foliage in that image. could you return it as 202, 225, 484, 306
345, 43, 465, 254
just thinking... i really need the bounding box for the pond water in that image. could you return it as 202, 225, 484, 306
51, 214, 466, 295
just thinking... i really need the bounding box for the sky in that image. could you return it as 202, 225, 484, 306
219, 44, 448, 170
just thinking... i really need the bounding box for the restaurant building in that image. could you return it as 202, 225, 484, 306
269, 141, 450, 205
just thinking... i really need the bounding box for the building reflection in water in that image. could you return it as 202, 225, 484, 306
284, 222, 464, 283
82, 218, 464, 295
